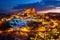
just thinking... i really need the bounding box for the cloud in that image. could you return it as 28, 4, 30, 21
37, 8, 60, 14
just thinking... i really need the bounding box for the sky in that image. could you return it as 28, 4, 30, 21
0, 0, 60, 14
0, 0, 42, 9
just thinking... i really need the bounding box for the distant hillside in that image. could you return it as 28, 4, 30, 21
45, 12, 60, 19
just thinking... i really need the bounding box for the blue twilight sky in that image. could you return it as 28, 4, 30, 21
0, 0, 42, 9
